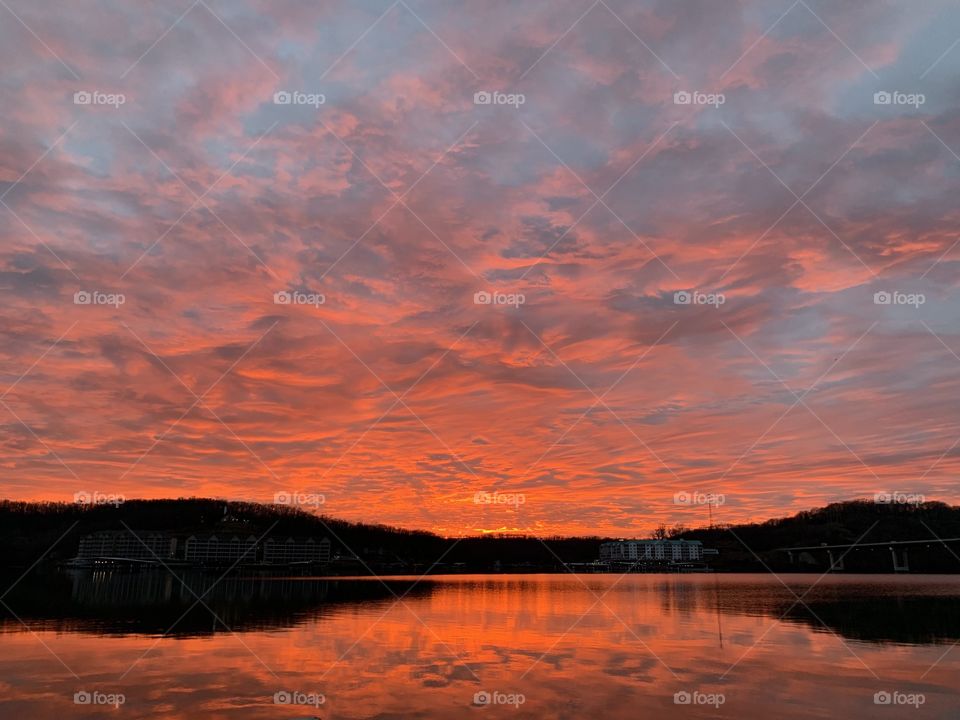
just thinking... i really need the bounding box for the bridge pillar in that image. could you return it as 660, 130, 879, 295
827, 549, 844, 571
890, 547, 909, 572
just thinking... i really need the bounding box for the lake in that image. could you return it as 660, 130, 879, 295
0, 572, 957, 718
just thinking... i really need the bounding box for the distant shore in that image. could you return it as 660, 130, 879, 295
3, 497, 960, 574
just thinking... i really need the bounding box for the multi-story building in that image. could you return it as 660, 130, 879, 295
74, 531, 332, 566
599, 539, 704, 563
263, 537, 331, 565
184, 534, 258, 563
76, 530, 176, 560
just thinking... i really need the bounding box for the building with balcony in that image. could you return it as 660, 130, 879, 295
183, 534, 258, 564
263, 537, 331, 565
599, 539, 704, 564
76, 530, 176, 560
73, 530, 332, 567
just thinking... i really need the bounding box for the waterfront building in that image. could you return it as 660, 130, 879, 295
183, 534, 258, 563
263, 536, 331, 564
74, 530, 332, 566
599, 539, 704, 563
76, 530, 176, 560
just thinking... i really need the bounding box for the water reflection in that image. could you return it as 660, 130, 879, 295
2, 571, 960, 645
0, 569, 431, 636
0, 574, 958, 719
642, 576, 960, 645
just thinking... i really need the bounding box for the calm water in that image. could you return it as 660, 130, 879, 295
1, 572, 958, 718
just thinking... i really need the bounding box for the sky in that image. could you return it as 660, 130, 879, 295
1, 0, 960, 537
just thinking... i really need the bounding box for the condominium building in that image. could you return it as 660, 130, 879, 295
184, 534, 258, 563
77, 530, 176, 560
74, 530, 332, 566
599, 539, 704, 563
262, 537, 331, 564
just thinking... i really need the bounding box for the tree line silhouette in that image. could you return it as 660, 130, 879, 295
1, 497, 959, 572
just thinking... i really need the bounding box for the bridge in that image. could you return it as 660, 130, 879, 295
779, 538, 960, 572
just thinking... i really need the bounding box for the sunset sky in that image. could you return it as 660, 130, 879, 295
2, 0, 960, 536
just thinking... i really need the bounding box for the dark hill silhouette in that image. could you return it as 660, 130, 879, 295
682, 499, 960, 572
